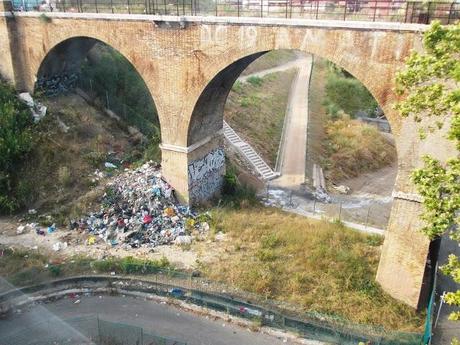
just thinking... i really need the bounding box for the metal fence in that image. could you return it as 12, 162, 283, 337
0, 314, 186, 345
10, 0, 460, 24
1, 264, 425, 345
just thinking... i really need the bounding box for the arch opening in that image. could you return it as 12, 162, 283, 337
188, 49, 398, 230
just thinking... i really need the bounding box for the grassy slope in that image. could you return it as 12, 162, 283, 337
322, 116, 396, 181
16, 94, 154, 221
308, 57, 396, 184
306, 57, 328, 183
241, 50, 298, 76
201, 206, 423, 332
224, 70, 296, 168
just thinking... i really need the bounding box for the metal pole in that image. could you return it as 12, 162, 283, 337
372, 0, 377, 21
94, 0, 98, 13
404, 1, 409, 23
110, 0, 114, 13
313, 199, 316, 212
164, 0, 166, 14
343, 0, 347, 20
215, 0, 217, 16
447, 2, 454, 24
261, 0, 263, 18
106, 91, 109, 109
237, 0, 239, 17
176, 0, 179, 15
365, 206, 370, 228
127, 0, 130, 14
315, 0, 318, 19
426, 1, 432, 24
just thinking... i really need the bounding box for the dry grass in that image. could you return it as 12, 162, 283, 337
224, 70, 296, 167
322, 115, 397, 182
201, 206, 424, 332
15, 93, 143, 222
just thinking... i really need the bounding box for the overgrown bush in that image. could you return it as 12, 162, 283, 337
0, 81, 35, 213
80, 44, 160, 138
322, 115, 396, 181
323, 66, 378, 118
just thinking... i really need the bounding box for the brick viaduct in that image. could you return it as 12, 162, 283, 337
0, 1, 456, 310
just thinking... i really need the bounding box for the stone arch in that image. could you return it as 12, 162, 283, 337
187, 47, 398, 147
33, 35, 161, 133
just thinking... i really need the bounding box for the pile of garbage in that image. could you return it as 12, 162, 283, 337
69, 162, 210, 249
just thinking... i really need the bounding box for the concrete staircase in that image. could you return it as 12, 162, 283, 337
223, 120, 279, 181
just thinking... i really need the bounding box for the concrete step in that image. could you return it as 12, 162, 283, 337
223, 120, 278, 181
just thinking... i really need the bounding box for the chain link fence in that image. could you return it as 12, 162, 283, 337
1, 260, 425, 345
1, 314, 186, 345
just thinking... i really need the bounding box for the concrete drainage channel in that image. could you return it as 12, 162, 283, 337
0, 276, 423, 345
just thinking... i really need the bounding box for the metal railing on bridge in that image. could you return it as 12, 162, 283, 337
10, 0, 460, 25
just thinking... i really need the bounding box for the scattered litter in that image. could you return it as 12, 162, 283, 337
18, 92, 47, 123
28, 209, 37, 215
71, 162, 210, 249
52, 242, 68, 252
16, 225, 25, 235
74, 299, 81, 304
104, 162, 117, 169
333, 184, 350, 195
47, 224, 56, 234
87, 236, 96, 245
174, 235, 192, 245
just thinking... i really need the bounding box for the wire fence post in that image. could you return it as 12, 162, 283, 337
127, 0, 131, 14
365, 206, 370, 229
372, 0, 377, 22
447, 2, 454, 24
343, 0, 347, 20
94, 0, 98, 13
237, 0, 239, 17
97, 314, 101, 342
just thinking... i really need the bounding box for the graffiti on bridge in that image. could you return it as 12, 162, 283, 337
188, 148, 225, 202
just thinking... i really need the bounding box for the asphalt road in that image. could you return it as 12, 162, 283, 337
0, 294, 306, 345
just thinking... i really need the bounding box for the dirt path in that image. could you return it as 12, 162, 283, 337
271, 55, 312, 188
238, 59, 303, 83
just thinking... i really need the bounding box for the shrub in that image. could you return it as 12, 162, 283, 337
247, 76, 263, 87
0, 81, 35, 213
323, 71, 378, 118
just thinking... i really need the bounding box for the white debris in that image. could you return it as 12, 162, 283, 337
104, 162, 117, 169
333, 184, 350, 194
174, 235, 193, 245
52, 242, 68, 252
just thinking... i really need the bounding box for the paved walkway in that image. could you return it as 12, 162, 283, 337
271, 55, 312, 189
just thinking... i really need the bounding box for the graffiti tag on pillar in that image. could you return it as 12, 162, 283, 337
188, 148, 225, 182
188, 147, 225, 202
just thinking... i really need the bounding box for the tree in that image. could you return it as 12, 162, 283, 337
395, 21, 460, 342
